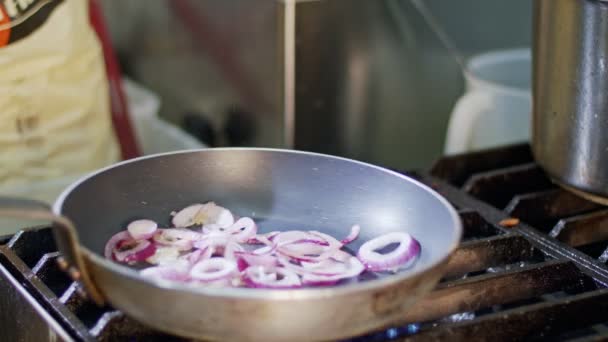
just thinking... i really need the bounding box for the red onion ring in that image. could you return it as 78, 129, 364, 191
193, 234, 232, 255
225, 217, 257, 243
127, 219, 158, 240
279, 253, 364, 281
146, 246, 181, 265
272, 230, 342, 262
309, 231, 342, 249
248, 231, 280, 244
104, 231, 131, 260
190, 257, 237, 282
114, 240, 156, 264
154, 228, 202, 251
172, 202, 234, 228
357, 232, 421, 272
106, 202, 424, 290
171, 204, 204, 228
140, 264, 191, 282
234, 251, 279, 271
341, 225, 360, 245
242, 266, 302, 288
276, 241, 340, 263
181, 246, 214, 265
223, 240, 245, 260
273, 231, 326, 246
302, 257, 365, 286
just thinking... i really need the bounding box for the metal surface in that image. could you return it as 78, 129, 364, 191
99, 0, 531, 169
431, 143, 608, 282
0, 256, 72, 342
0, 198, 104, 305
7, 144, 608, 340
532, 0, 608, 201
2, 148, 462, 342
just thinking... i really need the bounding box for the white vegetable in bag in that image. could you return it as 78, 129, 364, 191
0, 0, 120, 189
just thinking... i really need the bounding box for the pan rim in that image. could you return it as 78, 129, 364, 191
53, 147, 462, 300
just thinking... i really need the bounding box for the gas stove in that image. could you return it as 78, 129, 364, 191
2, 144, 608, 341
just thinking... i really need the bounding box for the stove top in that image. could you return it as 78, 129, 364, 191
2, 144, 608, 341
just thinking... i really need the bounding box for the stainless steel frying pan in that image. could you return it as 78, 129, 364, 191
0, 148, 461, 341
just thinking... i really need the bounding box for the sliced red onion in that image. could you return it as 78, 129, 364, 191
357, 232, 421, 272
114, 240, 156, 264
234, 251, 279, 271
329, 250, 353, 263
146, 246, 181, 265
253, 245, 275, 255
104, 231, 131, 260
247, 234, 273, 246
298, 258, 347, 275
202, 223, 225, 234
341, 225, 360, 245
108, 202, 424, 289
172, 204, 203, 228
189, 277, 236, 288
172, 202, 234, 228
190, 257, 237, 282
272, 230, 340, 262
273, 231, 325, 246
243, 266, 302, 288
153, 228, 201, 251
193, 234, 231, 253
280, 253, 363, 277
223, 240, 245, 260
278, 241, 327, 257
248, 231, 279, 244
301, 257, 364, 285
309, 231, 342, 249
180, 247, 214, 265
127, 219, 158, 240
225, 217, 257, 243
140, 263, 191, 282
276, 239, 341, 262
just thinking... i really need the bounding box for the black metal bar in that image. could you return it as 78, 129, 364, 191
550, 210, 608, 247
417, 174, 608, 285
443, 235, 536, 278
0, 245, 93, 341
401, 289, 608, 341
90, 311, 183, 342
430, 143, 533, 186
462, 163, 554, 209
31, 252, 73, 298
7, 228, 57, 269
505, 189, 602, 232
400, 260, 593, 324
459, 210, 504, 241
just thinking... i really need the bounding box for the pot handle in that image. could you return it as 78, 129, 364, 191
0, 196, 105, 305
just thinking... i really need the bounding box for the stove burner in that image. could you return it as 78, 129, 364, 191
2, 143, 608, 341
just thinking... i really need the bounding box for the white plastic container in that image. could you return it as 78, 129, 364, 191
444, 48, 532, 155
122, 78, 205, 155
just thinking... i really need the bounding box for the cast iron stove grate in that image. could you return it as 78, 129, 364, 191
2, 143, 608, 341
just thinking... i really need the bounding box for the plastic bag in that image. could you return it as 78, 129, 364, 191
0, 0, 120, 189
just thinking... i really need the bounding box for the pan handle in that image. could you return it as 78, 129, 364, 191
0, 197, 105, 305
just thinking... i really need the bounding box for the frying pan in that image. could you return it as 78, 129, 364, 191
0, 148, 461, 341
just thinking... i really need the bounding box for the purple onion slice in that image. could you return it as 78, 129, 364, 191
243, 266, 302, 288
153, 228, 202, 251
127, 219, 158, 240
357, 232, 420, 272
190, 257, 237, 282
104, 231, 131, 260
114, 240, 156, 264
340, 225, 360, 245
172, 202, 234, 228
